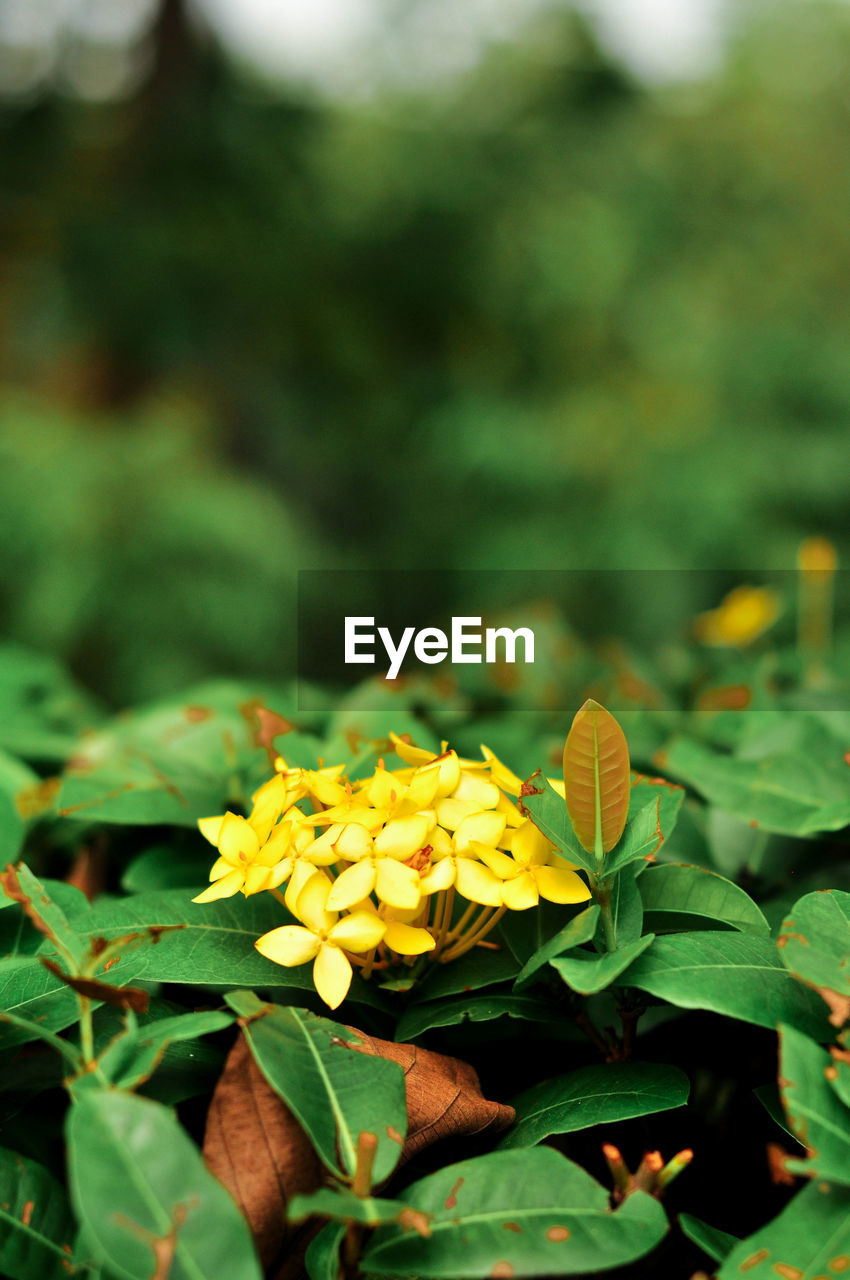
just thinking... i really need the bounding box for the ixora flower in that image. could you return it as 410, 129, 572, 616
255, 874, 386, 1009
192, 726, 601, 1008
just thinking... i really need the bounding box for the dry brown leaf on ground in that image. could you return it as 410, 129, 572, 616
203, 1024, 514, 1278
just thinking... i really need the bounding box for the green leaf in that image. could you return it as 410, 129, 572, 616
500, 1062, 689, 1149
0, 1145, 76, 1280
664, 725, 850, 837
620, 932, 830, 1038
226, 993, 407, 1184
514, 905, 600, 990
638, 863, 769, 935
361, 1147, 668, 1277
121, 845, 212, 893
718, 1181, 850, 1279
74, 889, 384, 1007
94, 1009, 234, 1092
0, 645, 100, 762
67, 1088, 262, 1280
606, 862, 645, 945
678, 1213, 737, 1263
551, 935, 655, 996
0, 957, 91, 1050
521, 779, 595, 874
395, 994, 551, 1042
2, 863, 86, 969
305, 1222, 346, 1280
778, 1023, 850, 1184
414, 944, 519, 1000
604, 790, 683, 875
778, 890, 850, 1024
56, 682, 288, 827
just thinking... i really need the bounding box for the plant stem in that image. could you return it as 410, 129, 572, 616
78, 995, 94, 1064
591, 875, 617, 952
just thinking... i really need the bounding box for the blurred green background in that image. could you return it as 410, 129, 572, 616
1, 0, 848, 705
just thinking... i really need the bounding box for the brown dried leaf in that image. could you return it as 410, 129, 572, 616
203, 1026, 514, 1277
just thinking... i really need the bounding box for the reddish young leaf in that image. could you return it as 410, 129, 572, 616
563, 699, 630, 856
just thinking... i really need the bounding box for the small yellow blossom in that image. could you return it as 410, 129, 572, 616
255, 874, 386, 1009
694, 585, 781, 648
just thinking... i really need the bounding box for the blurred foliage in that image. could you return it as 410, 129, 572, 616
1, 0, 850, 701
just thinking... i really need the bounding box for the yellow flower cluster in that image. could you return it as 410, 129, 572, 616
193, 735, 590, 1009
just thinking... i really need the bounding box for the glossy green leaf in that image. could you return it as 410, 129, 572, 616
226, 992, 407, 1184
514, 905, 600, 990
620, 932, 829, 1037
778, 890, 850, 1023
361, 1147, 668, 1277
414, 944, 519, 1000
678, 1213, 737, 1263
604, 791, 682, 875
395, 993, 551, 1042
67, 1088, 262, 1280
778, 1023, 850, 1183
551, 935, 655, 996
500, 1062, 689, 1149
0, 1145, 76, 1280
70, 889, 372, 1006
521, 780, 595, 875
638, 863, 769, 935
718, 1181, 850, 1279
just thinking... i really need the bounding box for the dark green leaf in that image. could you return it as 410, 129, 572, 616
718, 1181, 850, 1278
678, 1213, 737, 1263
361, 1147, 668, 1277
779, 1022, 850, 1184
638, 863, 768, 935
395, 994, 551, 1042
551, 935, 655, 996
500, 1062, 689, 1148
514, 905, 600, 990
0, 1145, 76, 1280
226, 992, 407, 1184
620, 932, 829, 1037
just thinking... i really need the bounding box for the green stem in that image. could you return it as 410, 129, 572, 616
78, 995, 94, 1064
591, 875, 617, 952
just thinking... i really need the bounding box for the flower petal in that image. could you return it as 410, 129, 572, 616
375, 814, 431, 860
384, 921, 436, 955
192, 868, 243, 902
454, 811, 507, 852
501, 871, 539, 911
419, 858, 455, 895
313, 944, 353, 1009
326, 859, 377, 912
335, 823, 373, 861
292, 871, 336, 932
509, 819, 554, 868
218, 812, 260, 864
453, 772, 501, 810
475, 845, 517, 880
255, 925, 320, 968
375, 858, 422, 911
454, 858, 503, 907
534, 865, 592, 905
198, 815, 226, 847
329, 911, 386, 952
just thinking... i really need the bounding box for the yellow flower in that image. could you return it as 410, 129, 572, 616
324, 814, 433, 912
694, 585, 781, 648
475, 819, 591, 910
419, 810, 507, 907
254, 874, 386, 1009
193, 809, 292, 902
352, 899, 436, 957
